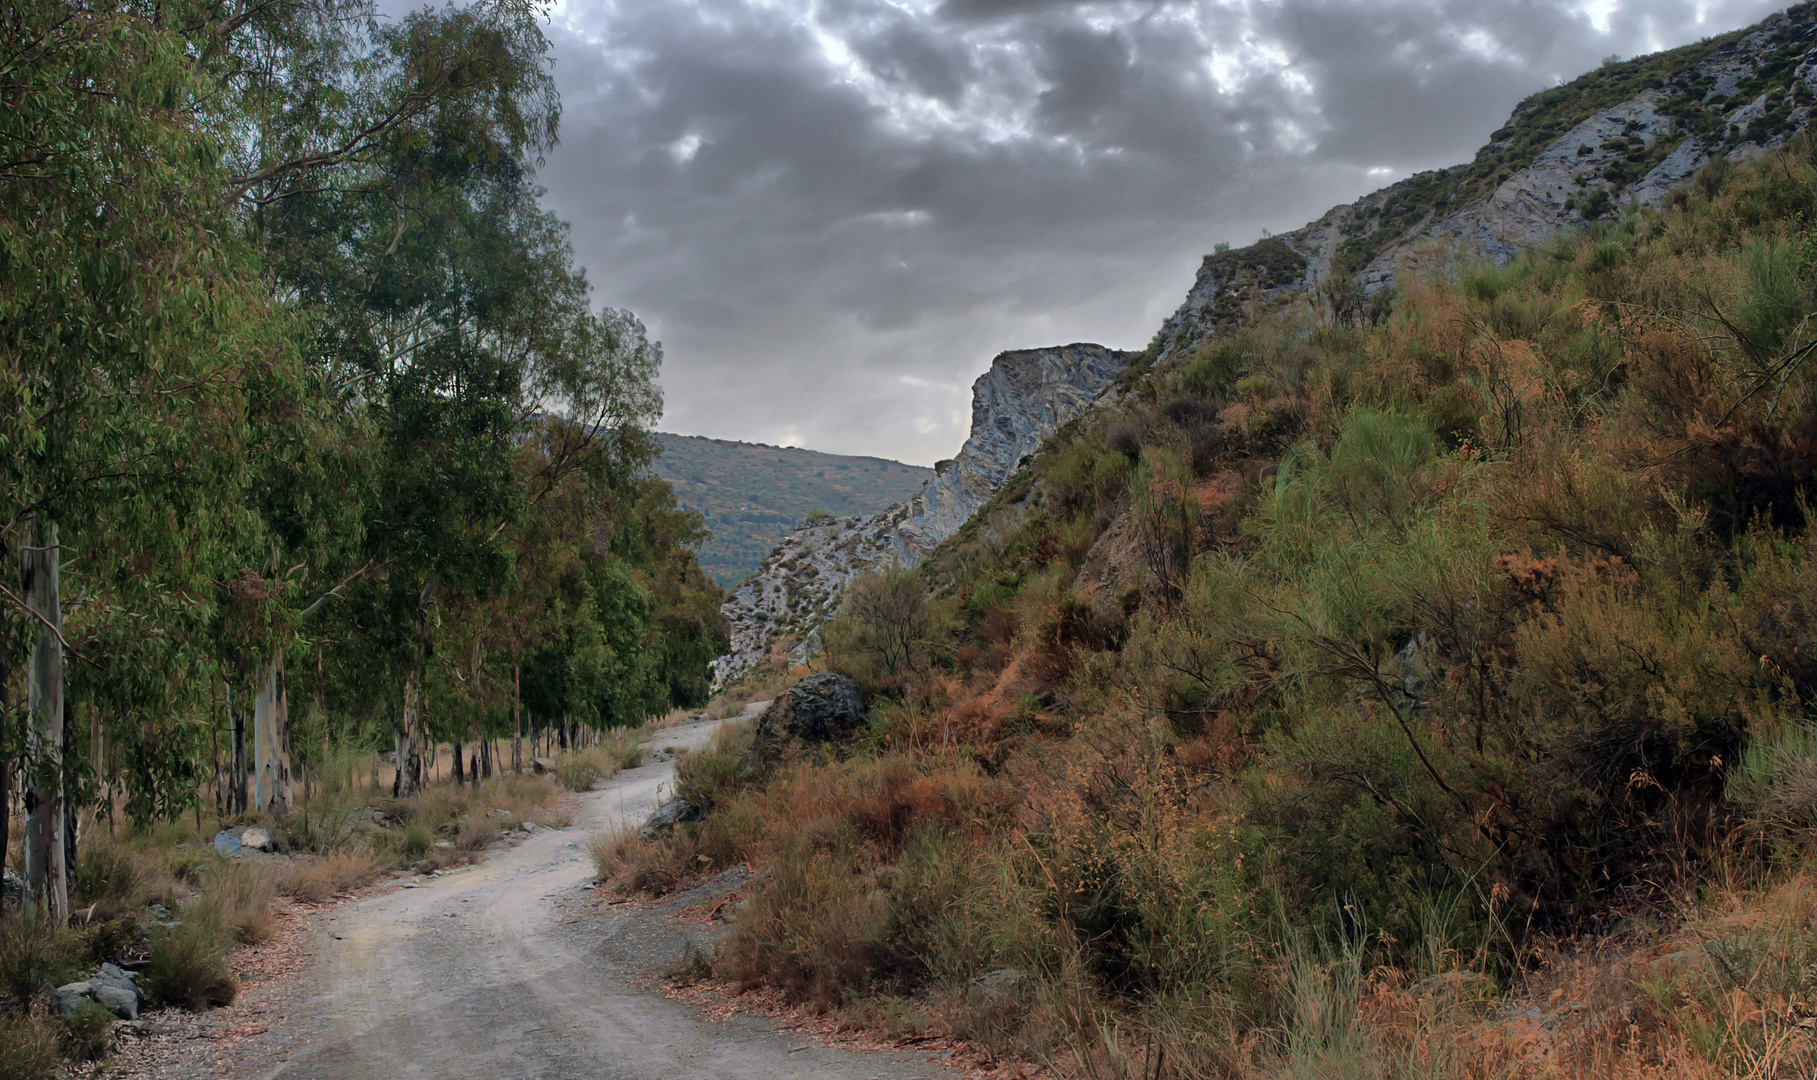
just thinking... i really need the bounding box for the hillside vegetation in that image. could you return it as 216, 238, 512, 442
610, 138, 1817, 1077
653, 434, 932, 587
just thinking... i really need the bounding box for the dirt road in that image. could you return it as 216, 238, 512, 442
262, 708, 936, 1080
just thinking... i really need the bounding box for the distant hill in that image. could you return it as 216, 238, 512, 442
651, 433, 933, 587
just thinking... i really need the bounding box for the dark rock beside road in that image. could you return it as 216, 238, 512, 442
747, 673, 867, 771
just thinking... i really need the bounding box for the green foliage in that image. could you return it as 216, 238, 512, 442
0, 1011, 61, 1080
60, 1000, 113, 1062
402, 821, 434, 859
823, 567, 935, 690
141, 925, 238, 1011
675, 721, 754, 812
0, 0, 722, 825
0, 920, 82, 1010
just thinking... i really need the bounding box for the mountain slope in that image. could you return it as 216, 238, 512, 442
650, 433, 930, 587
711, 343, 1133, 685
658, 43, 1817, 1080
1154, 7, 1817, 362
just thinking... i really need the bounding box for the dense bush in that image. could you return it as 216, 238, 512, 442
141, 924, 238, 1011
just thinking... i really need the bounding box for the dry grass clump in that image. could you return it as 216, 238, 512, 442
590, 828, 682, 896
281, 853, 380, 903
190, 860, 282, 945
0, 1007, 62, 1080
140, 924, 237, 1011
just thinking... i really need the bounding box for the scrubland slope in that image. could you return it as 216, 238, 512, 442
616, 133, 1817, 1078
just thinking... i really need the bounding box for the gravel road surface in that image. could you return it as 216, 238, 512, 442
258, 705, 937, 1080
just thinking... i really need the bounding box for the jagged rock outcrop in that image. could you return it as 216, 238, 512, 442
713, 344, 1132, 686
712, 506, 910, 685
1157, 8, 1817, 361
896, 343, 1133, 557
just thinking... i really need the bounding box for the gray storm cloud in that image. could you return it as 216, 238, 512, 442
537, 0, 1783, 464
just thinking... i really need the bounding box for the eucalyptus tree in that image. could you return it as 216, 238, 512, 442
232, 6, 661, 792
0, 0, 283, 922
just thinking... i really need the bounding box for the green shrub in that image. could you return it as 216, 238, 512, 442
552, 753, 605, 793
0, 919, 82, 1010
141, 924, 238, 1011
61, 999, 113, 1061
0, 1010, 60, 1080
601, 726, 646, 770
822, 566, 933, 692
1728, 722, 1817, 838
402, 821, 433, 858
73, 842, 140, 907
675, 721, 753, 812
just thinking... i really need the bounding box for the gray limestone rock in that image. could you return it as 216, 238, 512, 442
971, 968, 1027, 1004
894, 344, 1134, 559
639, 796, 703, 839
713, 345, 1131, 687
92, 982, 140, 1020
212, 831, 242, 857
239, 827, 271, 851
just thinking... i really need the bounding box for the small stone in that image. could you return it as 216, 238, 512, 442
212, 831, 242, 857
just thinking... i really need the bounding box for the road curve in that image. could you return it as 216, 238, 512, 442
262, 707, 935, 1080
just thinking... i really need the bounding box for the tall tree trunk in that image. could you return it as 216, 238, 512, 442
231, 691, 247, 815
22, 521, 67, 928
452, 739, 464, 785
212, 692, 222, 817
253, 665, 268, 813
395, 576, 439, 798
397, 665, 424, 797
512, 664, 522, 773
252, 649, 294, 817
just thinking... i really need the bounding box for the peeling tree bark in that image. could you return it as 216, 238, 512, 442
251, 649, 294, 816
22, 522, 67, 929
395, 575, 439, 798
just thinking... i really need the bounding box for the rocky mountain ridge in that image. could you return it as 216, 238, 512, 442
651, 433, 929, 587
714, 2, 1817, 688
713, 344, 1132, 685
1156, 7, 1817, 360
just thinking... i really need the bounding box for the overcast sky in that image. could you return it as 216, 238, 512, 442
537, 0, 1784, 465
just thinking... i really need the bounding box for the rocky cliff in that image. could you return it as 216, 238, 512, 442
714, 343, 1132, 685
895, 343, 1133, 559
1157, 8, 1817, 360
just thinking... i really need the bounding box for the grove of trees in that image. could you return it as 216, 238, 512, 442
2, 0, 724, 927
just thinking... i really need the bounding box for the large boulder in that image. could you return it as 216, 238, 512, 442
639, 796, 703, 839
747, 673, 867, 768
